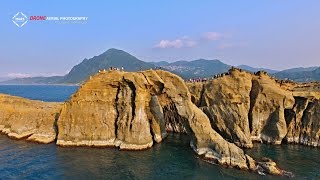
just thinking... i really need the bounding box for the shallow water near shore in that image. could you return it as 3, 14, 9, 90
0, 85, 319, 179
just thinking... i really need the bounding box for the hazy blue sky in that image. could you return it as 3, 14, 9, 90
1, 1, 320, 78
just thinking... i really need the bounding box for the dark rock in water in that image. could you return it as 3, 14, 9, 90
256, 157, 294, 177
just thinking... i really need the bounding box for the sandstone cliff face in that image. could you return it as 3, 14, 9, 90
56, 70, 256, 169
0, 94, 61, 143
285, 97, 320, 146
249, 73, 295, 144
188, 69, 320, 148
189, 69, 253, 148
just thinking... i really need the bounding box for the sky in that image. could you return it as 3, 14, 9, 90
0, 1, 320, 79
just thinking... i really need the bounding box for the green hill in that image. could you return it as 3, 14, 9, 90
59, 48, 155, 84
153, 59, 231, 79
274, 67, 320, 82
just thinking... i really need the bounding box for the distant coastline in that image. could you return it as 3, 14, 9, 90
0, 83, 79, 86
1, 49, 319, 85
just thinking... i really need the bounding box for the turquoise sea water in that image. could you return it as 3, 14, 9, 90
0, 85, 319, 179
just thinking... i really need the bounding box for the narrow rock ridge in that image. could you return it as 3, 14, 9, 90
188, 68, 320, 148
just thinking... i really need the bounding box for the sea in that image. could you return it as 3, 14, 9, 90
0, 85, 319, 179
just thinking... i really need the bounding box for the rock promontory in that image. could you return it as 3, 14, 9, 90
0, 94, 62, 143
188, 68, 320, 148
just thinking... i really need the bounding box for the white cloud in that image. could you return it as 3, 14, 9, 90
155, 37, 197, 49
202, 32, 224, 41
154, 31, 232, 49
5, 72, 64, 79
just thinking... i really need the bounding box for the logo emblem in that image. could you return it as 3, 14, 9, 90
12, 12, 28, 27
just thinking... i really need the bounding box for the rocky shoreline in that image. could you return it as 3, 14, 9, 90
0, 69, 319, 176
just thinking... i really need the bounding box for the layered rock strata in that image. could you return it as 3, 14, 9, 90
56, 70, 257, 170
0, 94, 62, 143
188, 68, 320, 148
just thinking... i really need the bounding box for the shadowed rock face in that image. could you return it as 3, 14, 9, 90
285, 97, 320, 146
249, 74, 295, 144
0, 94, 62, 143
188, 68, 320, 148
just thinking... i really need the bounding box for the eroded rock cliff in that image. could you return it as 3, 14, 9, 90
0, 94, 62, 143
188, 68, 320, 148
56, 70, 258, 170
190, 69, 253, 148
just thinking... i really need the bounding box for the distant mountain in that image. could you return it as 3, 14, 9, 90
151, 61, 170, 66
0, 48, 318, 84
0, 77, 10, 82
1, 76, 63, 85
1, 49, 155, 85
59, 48, 155, 84
274, 67, 320, 82
237, 65, 278, 74
275, 66, 319, 73
154, 59, 230, 79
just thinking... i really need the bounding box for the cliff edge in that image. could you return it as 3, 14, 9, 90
0, 94, 62, 143
188, 68, 320, 148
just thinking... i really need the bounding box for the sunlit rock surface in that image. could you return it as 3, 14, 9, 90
0, 94, 61, 143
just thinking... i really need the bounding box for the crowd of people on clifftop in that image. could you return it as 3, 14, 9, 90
186, 78, 208, 83
108, 67, 124, 71
276, 79, 294, 85
185, 67, 242, 83
98, 67, 124, 73
98, 67, 165, 73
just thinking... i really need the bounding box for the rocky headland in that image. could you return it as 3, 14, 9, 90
0, 68, 319, 176
188, 68, 320, 148
0, 94, 62, 143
